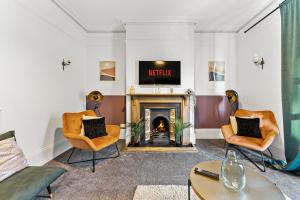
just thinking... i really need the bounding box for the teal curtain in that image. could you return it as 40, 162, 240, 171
281, 0, 300, 162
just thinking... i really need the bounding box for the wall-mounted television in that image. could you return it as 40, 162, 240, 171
139, 61, 181, 85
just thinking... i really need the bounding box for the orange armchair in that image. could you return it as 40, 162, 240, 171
62, 110, 120, 172
221, 109, 279, 171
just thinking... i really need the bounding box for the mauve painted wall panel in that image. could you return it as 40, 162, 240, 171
87, 95, 231, 128
87, 96, 126, 125
195, 96, 231, 128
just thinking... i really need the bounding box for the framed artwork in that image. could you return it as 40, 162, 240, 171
208, 61, 225, 81
99, 61, 116, 81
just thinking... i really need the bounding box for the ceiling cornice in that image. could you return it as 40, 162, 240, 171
51, 0, 235, 33
88, 30, 126, 33
51, 0, 277, 34
120, 16, 197, 27
195, 30, 236, 34
51, 0, 88, 32
235, 0, 279, 33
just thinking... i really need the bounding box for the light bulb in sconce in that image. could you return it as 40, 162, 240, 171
253, 54, 265, 70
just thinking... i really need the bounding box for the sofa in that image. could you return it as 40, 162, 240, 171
0, 131, 66, 200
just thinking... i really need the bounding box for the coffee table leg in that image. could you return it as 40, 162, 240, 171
188, 179, 191, 200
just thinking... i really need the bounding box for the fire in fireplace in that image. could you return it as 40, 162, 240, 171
139, 102, 181, 146
151, 116, 170, 145
153, 116, 169, 133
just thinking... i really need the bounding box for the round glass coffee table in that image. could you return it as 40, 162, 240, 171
188, 160, 285, 200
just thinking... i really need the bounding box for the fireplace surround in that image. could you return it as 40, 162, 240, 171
141, 104, 179, 146
127, 94, 193, 146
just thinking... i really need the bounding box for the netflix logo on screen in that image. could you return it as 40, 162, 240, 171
148, 69, 172, 77
139, 61, 181, 85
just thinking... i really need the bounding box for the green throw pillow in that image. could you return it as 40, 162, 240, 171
0, 131, 15, 141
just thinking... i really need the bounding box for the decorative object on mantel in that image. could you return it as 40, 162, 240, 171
253, 54, 265, 70
62, 58, 71, 71
208, 61, 225, 81
171, 119, 192, 146
129, 85, 135, 94
127, 118, 145, 146
225, 90, 239, 115
186, 88, 196, 107
154, 85, 161, 93
186, 88, 193, 95
170, 88, 174, 94
87, 91, 103, 117
99, 61, 116, 81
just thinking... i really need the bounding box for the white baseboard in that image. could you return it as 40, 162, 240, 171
195, 128, 223, 139
28, 139, 71, 166
121, 128, 223, 140
120, 128, 126, 139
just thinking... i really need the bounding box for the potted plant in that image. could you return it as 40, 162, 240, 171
171, 119, 192, 146
127, 118, 145, 146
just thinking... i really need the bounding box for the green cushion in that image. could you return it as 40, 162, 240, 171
0, 166, 66, 200
0, 130, 15, 141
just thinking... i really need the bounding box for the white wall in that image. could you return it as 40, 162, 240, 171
0, 0, 87, 165
86, 33, 126, 95
124, 23, 196, 144
86, 32, 238, 97
85, 29, 239, 141
195, 33, 237, 95
125, 24, 195, 94
237, 2, 284, 157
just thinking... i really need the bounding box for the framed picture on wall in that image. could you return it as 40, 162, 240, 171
99, 61, 116, 81
208, 61, 225, 81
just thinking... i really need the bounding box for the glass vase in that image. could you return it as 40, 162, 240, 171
221, 150, 246, 191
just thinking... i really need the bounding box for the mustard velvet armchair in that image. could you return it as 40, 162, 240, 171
62, 110, 120, 172
221, 109, 279, 172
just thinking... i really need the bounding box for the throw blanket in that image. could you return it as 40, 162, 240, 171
265, 152, 300, 174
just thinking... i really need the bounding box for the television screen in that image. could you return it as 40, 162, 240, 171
139, 61, 181, 85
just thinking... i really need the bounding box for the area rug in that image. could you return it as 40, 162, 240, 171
133, 185, 291, 200
133, 185, 199, 200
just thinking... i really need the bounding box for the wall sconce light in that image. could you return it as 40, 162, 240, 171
253, 54, 265, 70
62, 58, 71, 71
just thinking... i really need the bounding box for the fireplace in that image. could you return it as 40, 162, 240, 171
151, 115, 170, 145
140, 105, 179, 146
127, 93, 194, 146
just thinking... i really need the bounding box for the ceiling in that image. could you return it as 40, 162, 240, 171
55, 0, 277, 32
